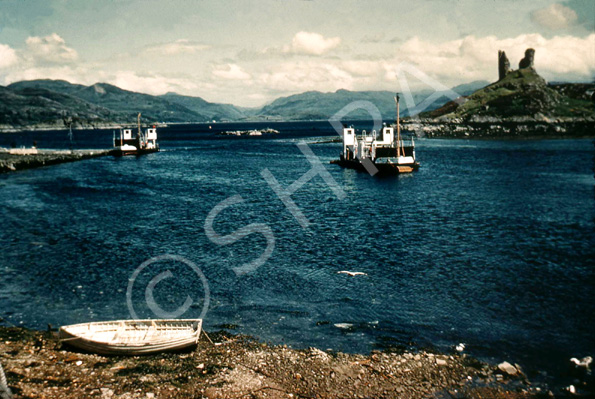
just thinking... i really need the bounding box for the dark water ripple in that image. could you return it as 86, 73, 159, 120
0, 123, 594, 388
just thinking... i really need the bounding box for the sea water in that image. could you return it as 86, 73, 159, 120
1, 122, 593, 387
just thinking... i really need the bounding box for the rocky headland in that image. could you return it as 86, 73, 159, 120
407, 49, 595, 138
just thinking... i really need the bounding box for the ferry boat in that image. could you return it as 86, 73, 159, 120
331, 94, 419, 176
112, 113, 160, 156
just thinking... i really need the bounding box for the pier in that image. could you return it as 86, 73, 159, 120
0, 149, 112, 173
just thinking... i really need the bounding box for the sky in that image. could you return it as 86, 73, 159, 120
0, 0, 593, 107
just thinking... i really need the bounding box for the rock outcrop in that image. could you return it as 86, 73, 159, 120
498, 50, 510, 80
519, 48, 535, 69
412, 47, 595, 137
421, 47, 595, 122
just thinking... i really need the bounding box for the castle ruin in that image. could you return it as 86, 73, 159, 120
498, 48, 535, 80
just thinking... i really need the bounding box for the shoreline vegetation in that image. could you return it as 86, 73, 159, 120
0, 326, 547, 399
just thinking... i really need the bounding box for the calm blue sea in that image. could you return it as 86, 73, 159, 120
1, 122, 594, 388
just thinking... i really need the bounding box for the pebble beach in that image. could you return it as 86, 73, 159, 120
0, 326, 550, 399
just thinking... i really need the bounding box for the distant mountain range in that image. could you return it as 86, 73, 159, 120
2, 80, 218, 128
0, 79, 488, 131
254, 82, 488, 121
159, 92, 245, 121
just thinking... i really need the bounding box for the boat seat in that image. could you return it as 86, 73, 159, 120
111, 321, 126, 342
142, 320, 157, 341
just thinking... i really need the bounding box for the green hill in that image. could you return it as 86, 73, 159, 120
7, 79, 88, 95
0, 84, 115, 129
257, 89, 397, 120
8, 80, 202, 123
159, 92, 245, 121
420, 68, 594, 121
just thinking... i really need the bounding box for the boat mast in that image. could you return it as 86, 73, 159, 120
68, 123, 74, 150
395, 93, 401, 157
137, 112, 143, 145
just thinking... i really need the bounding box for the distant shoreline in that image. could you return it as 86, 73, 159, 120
1, 119, 594, 139
402, 119, 595, 139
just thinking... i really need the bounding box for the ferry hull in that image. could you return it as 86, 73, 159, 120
111, 148, 159, 157
331, 158, 419, 176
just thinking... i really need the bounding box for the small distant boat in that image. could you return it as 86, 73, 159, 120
59, 319, 202, 355
331, 93, 419, 176
112, 113, 160, 156
219, 128, 280, 136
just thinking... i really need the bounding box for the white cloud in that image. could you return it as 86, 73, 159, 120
256, 61, 353, 93
388, 33, 595, 89
283, 32, 341, 56
25, 33, 78, 64
0, 44, 18, 69
206, 33, 595, 106
2, 29, 593, 108
2, 64, 198, 97
531, 3, 578, 30
3, 65, 96, 86
112, 71, 198, 95
530, 34, 595, 77
341, 60, 387, 78
361, 33, 385, 44
212, 64, 251, 80
143, 39, 209, 56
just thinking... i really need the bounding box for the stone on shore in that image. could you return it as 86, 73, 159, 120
498, 361, 519, 376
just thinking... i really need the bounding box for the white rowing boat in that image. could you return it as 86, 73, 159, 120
59, 319, 202, 355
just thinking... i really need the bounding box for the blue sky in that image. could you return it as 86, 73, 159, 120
0, 0, 593, 106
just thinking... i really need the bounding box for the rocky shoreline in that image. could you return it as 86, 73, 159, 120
0, 123, 130, 134
0, 150, 112, 173
0, 326, 554, 399
2, 119, 594, 139
402, 119, 595, 139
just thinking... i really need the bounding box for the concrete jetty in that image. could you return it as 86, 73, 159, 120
0, 148, 112, 173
